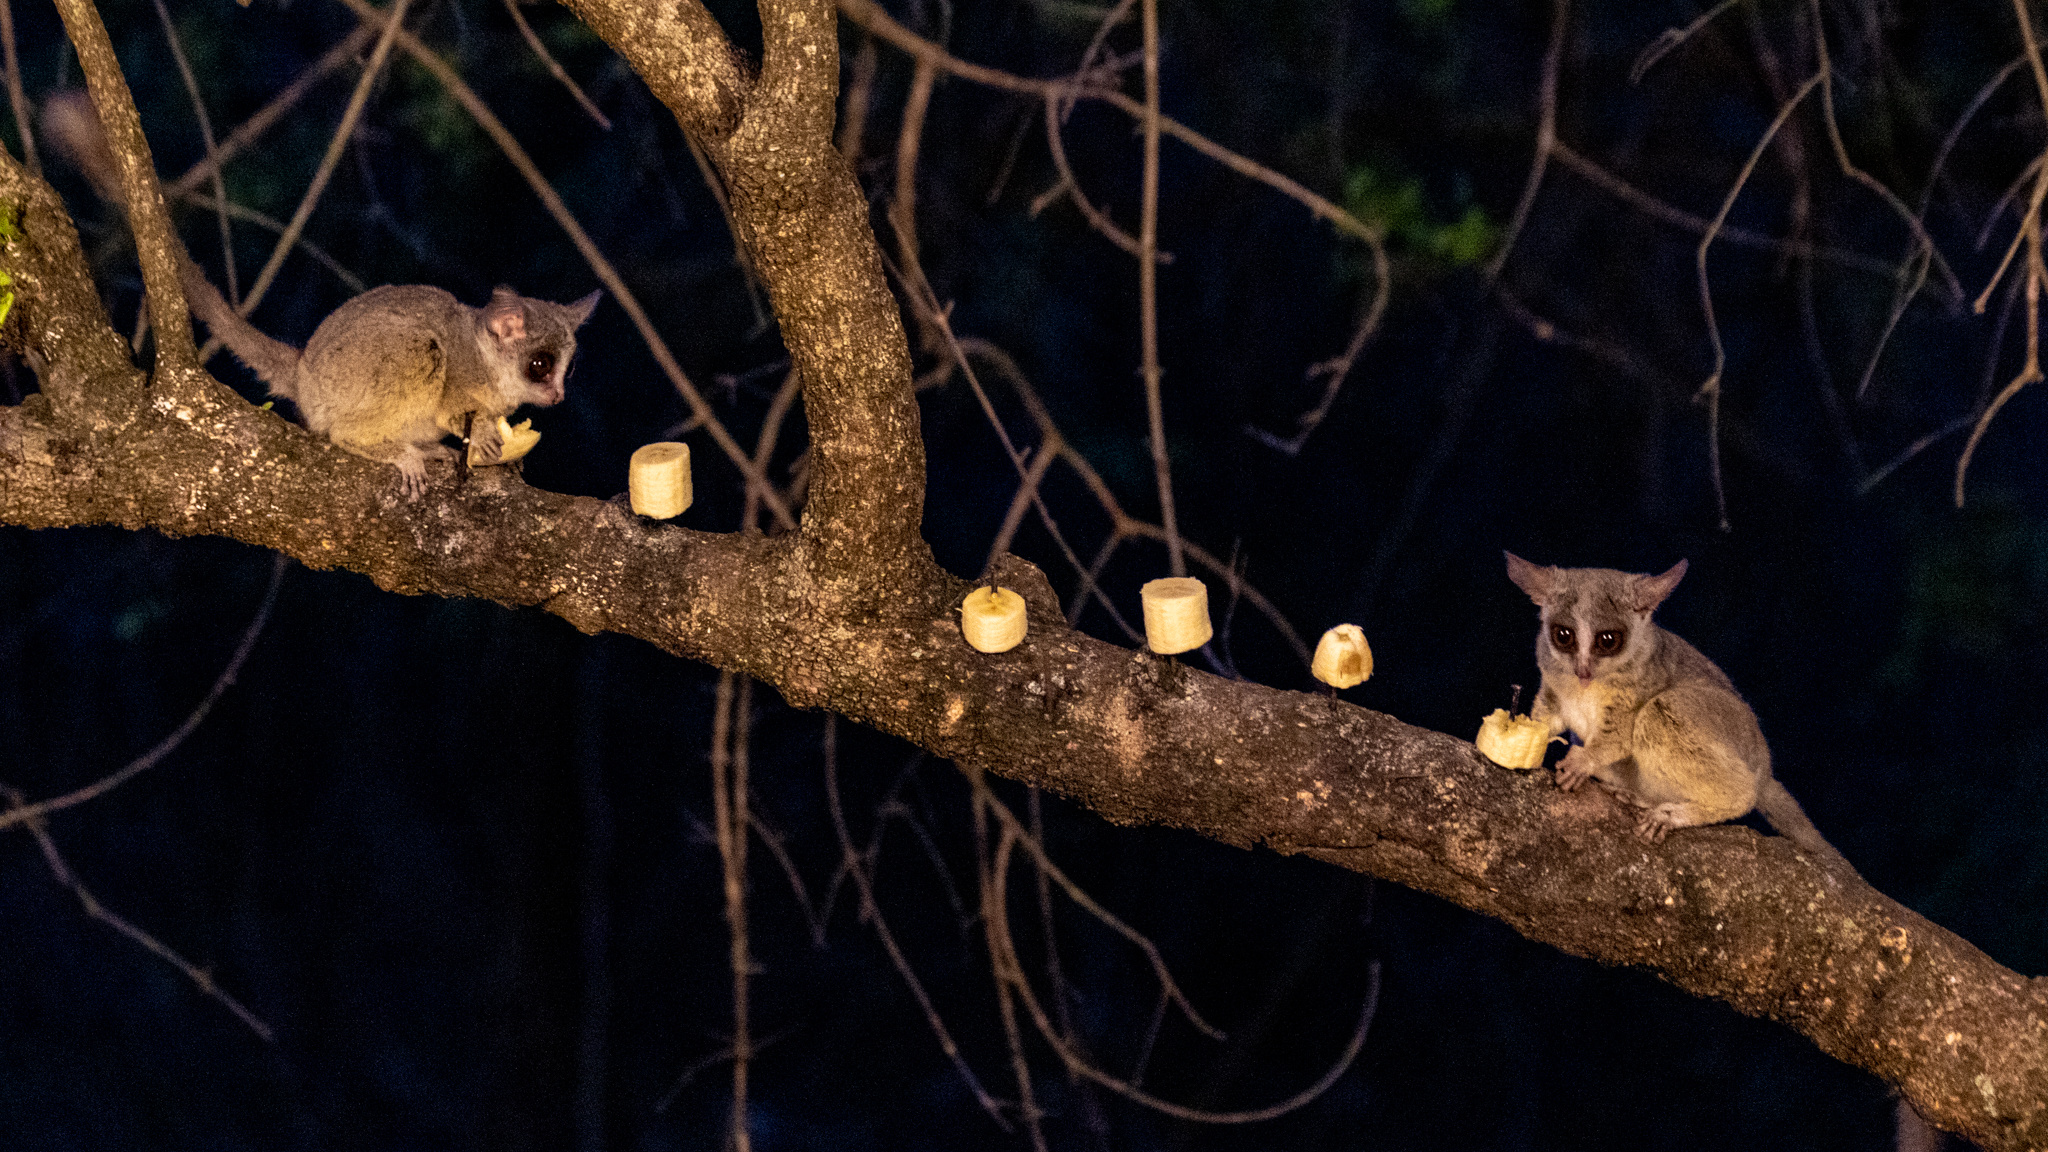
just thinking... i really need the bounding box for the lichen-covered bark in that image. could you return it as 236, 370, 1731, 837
1, 2, 2044, 1148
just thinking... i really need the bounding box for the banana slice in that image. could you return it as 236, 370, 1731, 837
960, 586, 1027, 653
1311, 624, 1372, 689
1140, 577, 1212, 654
1476, 709, 1559, 770
468, 417, 540, 466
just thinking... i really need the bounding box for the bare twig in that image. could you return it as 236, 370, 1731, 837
743, 368, 805, 533
891, 59, 940, 352
4, 786, 275, 1042
709, 672, 755, 1152
823, 718, 1014, 1131
1858, 415, 1974, 495
165, 26, 379, 201
176, 191, 366, 292
1548, 142, 1900, 278
1852, 243, 1934, 401
501, 0, 611, 130
974, 780, 1222, 1039
0, 554, 287, 832
987, 822, 1381, 1124
220, 0, 413, 343
1629, 0, 1744, 85
151, 0, 237, 305
1805, 1, 1965, 311
1920, 55, 2026, 223
1696, 70, 1825, 532
837, 0, 1391, 456
0, 0, 36, 174
839, 34, 877, 163
748, 806, 826, 947
1136, 0, 1179, 577
975, 776, 1047, 1152
1957, 221, 2044, 506
1485, 0, 1568, 283
1034, 93, 1167, 263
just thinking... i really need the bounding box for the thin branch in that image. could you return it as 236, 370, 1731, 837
1957, 217, 2044, 506
835, 0, 1388, 250
0, 0, 37, 175
216, 0, 412, 344
0, 554, 286, 832
1629, 0, 1744, 85
1034, 93, 1167, 263
1137, 0, 1178, 577
164, 25, 379, 201
1852, 241, 1933, 401
983, 439, 1057, 573
891, 58, 939, 352
176, 190, 366, 292
1808, 0, 1965, 309
839, 34, 876, 162
742, 367, 804, 533
709, 672, 754, 1152
679, 129, 772, 338
501, 0, 612, 130
748, 806, 826, 947
1548, 142, 1898, 278
975, 778, 1222, 1039
1485, 0, 1567, 283
1976, 153, 2043, 257
977, 778, 1047, 1152
151, 0, 237, 305
823, 717, 1015, 1132
1918, 55, 2025, 222
1696, 70, 1825, 533
5, 785, 275, 1041
988, 821, 1380, 1124
1857, 414, 1973, 495
328, 0, 795, 530
885, 252, 1142, 643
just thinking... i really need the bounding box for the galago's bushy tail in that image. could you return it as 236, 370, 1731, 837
178, 261, 304, 399
1756, 778, 1858, 878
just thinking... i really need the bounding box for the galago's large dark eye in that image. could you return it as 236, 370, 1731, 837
525, 349, 557, 384
1550, 624, 1574, 653
1592, 629, 1625, 656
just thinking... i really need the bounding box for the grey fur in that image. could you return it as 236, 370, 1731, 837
1504, 552, 1852, 872
182, 261, 598, 497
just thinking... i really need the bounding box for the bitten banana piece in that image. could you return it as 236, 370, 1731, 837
467, 417, 541, 467
1476, 709, 1558, 770
1312, 625, 1373, 689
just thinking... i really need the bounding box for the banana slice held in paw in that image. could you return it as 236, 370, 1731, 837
468, 417, 541, 467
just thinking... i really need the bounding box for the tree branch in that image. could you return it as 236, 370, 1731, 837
1, 3, 2043, 1148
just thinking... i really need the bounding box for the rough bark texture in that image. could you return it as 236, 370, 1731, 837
1, 2, 2045, 1148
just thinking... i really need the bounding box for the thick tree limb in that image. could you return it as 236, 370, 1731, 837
1, 2, 2044, 1148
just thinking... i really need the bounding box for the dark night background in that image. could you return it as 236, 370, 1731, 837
2, 0, 2044, 1148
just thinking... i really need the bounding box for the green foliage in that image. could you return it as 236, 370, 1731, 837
1342, 162, 1498, 268
1882, 494, 2048, 685
1400, 0, 1457, 28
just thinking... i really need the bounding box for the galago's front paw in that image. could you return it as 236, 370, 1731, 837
1554, 745, 1595, 792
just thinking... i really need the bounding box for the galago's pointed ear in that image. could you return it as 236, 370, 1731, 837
1631, 559, 1688, 613
1504, 551, 1554, 606
566, 290, 600, 327
484, 287, 528, 343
